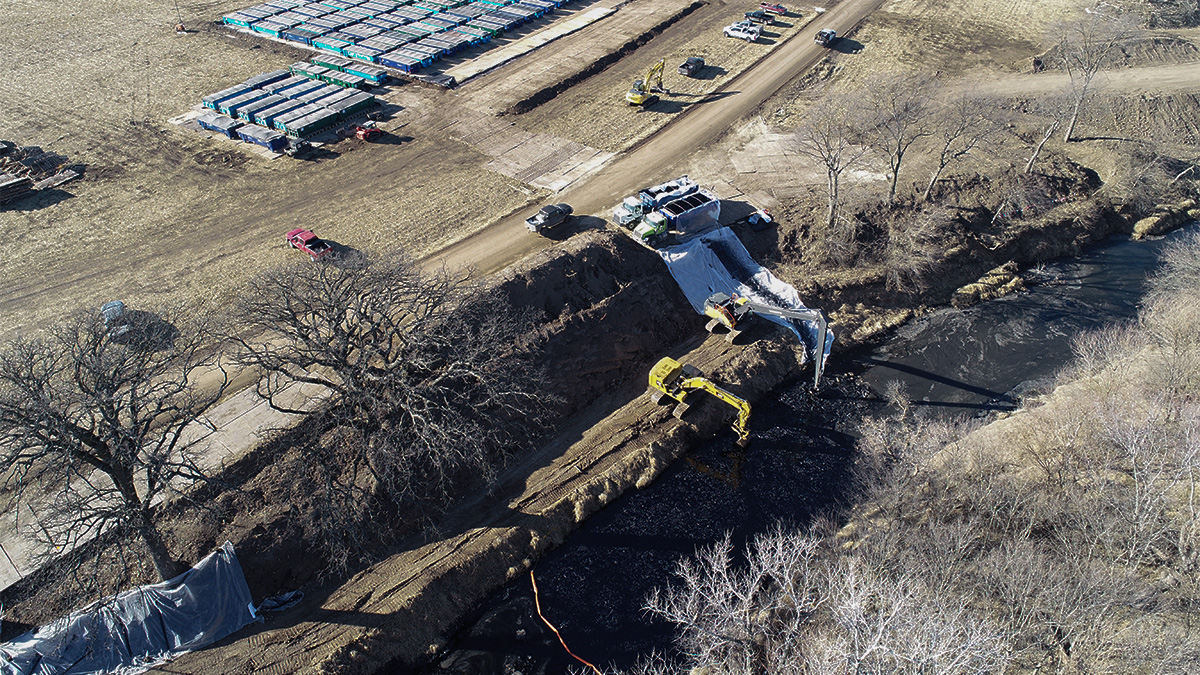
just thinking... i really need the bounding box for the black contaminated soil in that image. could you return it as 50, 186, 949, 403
415, 225, 1198, 675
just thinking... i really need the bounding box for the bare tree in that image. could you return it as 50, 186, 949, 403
861, 72, 936, 204
645, 526, 1011, 675
923, 92, 1004, 201
230, 252, 554, 534
1055, 9, 1138, 142
793, 93, 872, 232
0, 308, 226, 582
879, 206, 950, 291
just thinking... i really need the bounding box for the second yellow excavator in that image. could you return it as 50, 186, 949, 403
647, 356, 751, 447
703, 292, 829, 387
626, 58, 666, 106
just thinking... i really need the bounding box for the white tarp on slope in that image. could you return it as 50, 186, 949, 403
0, 542, 259, 675
659, 227, 833, 361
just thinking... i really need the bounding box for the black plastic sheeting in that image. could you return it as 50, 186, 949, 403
0, 542, 259, 675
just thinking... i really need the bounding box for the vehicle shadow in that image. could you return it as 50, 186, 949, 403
645, 90, 739, 113
296, 146, 340, 161
325, 242, 367, 269
830, 37, 864, 54
691, 65, 728, 81
539, 214, 608, 242
114, 310, 181, 352
374, 133, 413, 146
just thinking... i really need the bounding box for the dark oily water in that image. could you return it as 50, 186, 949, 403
417, 375, 874, 675
415, 225, 1196, 675
859, 225, 1196, 414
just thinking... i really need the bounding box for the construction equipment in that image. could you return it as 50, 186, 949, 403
633, 189, 720, 246
648, 357, 751, 447
626, 58, 666, 106
354, 122, 383, 141
703, 292, 829, 386
612, 176, 698, 226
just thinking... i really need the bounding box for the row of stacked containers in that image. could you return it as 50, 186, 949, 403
199, 66, 379, 147
222, 0, 567, 74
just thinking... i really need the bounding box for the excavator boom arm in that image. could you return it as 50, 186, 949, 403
680, 377, 751, 445
738, 300, 829, 387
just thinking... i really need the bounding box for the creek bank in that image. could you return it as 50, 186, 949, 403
6, 183, 1191, 673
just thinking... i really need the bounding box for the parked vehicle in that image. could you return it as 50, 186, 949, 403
284, 138, 311, 157
612, 176, 699, 226
678, 56, 705, 77
723, 21, 762, 42
354, 122, 383, 141
759, 2, 787, 15
101, 301, 131, 337
525, 203, 573, 233
633, 189, 720, 246
285, 228, 333, 260
743, 9, 775, 24
815, 28, 838, 47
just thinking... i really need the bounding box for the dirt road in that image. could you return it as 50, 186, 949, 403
425, 0, 889, 277
966, 60, 1200, 98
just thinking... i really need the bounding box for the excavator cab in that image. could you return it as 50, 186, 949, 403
647, 357, 751, 447
703, 292, 753, 335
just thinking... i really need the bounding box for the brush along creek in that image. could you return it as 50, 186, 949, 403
423, 222, 1199, 675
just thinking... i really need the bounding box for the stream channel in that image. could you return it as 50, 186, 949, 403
418, 225, 1196, 675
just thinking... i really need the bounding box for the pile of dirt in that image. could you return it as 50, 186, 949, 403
495, 230, 697, 413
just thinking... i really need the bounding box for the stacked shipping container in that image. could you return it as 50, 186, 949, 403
198, 63, 380, 147
223, 0, 568, 75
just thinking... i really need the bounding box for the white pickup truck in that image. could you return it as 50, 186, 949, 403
723, 21, 762, 43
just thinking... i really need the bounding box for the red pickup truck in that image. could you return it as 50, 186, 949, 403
285, 228, 332, 261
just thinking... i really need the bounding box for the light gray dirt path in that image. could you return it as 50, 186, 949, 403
424, 0, 890, 277
970, 60, 1200, 98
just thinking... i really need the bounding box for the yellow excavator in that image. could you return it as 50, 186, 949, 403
626, 58, 666, 106
647, 356, 751, 447
703, 292, 829, 387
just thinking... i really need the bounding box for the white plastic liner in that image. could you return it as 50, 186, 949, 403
0, 542, 259, 675
659, 227, 834, 361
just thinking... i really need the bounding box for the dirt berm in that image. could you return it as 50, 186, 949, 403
153, 230, 807, 675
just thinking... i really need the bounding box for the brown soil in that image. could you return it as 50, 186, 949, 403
4, 0, 1200, 672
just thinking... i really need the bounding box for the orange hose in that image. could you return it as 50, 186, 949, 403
530, 570, 604, 675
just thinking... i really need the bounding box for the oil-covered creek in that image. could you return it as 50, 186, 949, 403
421, 226, 1195, 675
